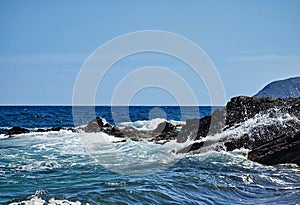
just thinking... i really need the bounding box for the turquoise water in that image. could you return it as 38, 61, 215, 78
0, 106, 299, 204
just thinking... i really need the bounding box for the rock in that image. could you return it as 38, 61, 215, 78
248, 132, 300, 166
176, 116, 210, 143
7, 126, 30, 136
225, 96, 288, 128
153, 121, 176, 133
152, 121, 177, 142
36, 127, 63, 132
177, 96, 300, 159
176, 109, 225, 143
176, 140, 222, 154
81, 118, 179, 143
106, 126, 126, 138
176, 142, 205, 154
82, 117, 104, 132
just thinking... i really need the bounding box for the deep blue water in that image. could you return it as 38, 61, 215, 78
0, 106, 213, 128
0, 106, 299, 205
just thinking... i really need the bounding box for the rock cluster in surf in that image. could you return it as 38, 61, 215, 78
2, 96, 300, 166
80, 96, 300, 166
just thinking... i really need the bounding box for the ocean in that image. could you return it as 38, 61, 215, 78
0, 106, 299, 204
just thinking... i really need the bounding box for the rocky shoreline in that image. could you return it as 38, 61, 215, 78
2, 96, 300, 166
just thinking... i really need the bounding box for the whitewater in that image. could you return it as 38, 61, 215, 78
0, 106, 299, 204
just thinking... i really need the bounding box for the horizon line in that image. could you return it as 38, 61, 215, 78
0, 104, 225, 107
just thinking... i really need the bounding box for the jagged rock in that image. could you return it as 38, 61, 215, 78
81, 118, 179, 143
152, 121, 177, 142
153, 121, 176, 133
176, 109, 225, 143
226, 96, 281, 128
7, 126, 30, 136
82, 117, 104, 132
177, 96, 300, 163
105, 126, 126, 138
176, 117, 210, 143
248, 132, 300, 166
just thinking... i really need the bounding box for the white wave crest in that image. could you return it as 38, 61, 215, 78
205, 109, 299, 142
0, 134, 9, 139
117, 118, 185, 131
9, 196, 89, 205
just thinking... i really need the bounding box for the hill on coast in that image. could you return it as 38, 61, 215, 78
254, 77, 300, 98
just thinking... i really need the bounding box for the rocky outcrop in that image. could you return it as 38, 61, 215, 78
223, 97, 300, 151
81, 118, 178, 143
175, 96, 300, 166
248, 132, 300, 165
225, 96, 300, 127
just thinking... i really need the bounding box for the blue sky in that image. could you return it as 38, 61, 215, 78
0, 0, 299, 105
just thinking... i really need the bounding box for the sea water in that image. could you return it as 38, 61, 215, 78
0, 106, 299, 204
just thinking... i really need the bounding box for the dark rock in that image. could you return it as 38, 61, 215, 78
49, 127, 62, 132
82, 117, 104, 132
254, 77, 300, 98
7, 126, 30, 136
248, 132, 300, 166
36, 128, 46, 132
36, 127, 64, 132
176, 142, 204, 154
176, 140, 220, 154
152, 121, 177, 142
177, 96, 300, 158
225, 96, 285, 128
224, 107, 300, 151
103, 123, 111, 128
176, 109, 225, 143
153, 121, 176, 133
67, 128, 76, 132
81, 118, 179, 142
224, 134, 253, 151
176, 117, 210, 143
109, 126, 126, 138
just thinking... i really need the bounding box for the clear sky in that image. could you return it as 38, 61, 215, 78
0, 0, 299, 105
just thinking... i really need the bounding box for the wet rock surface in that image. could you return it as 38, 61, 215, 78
248, 131, 300, 165
176, 96, 300, 165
